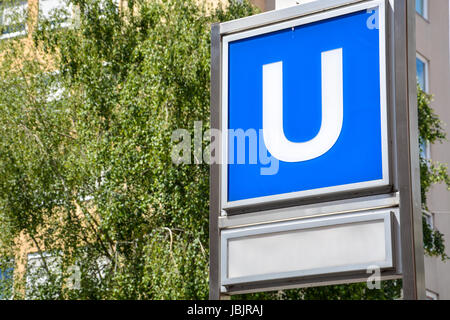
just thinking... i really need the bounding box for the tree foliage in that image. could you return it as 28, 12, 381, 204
0, 0, 447, 300
0, 0, 257, 299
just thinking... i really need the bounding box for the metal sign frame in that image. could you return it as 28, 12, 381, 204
210, 0, 425, 300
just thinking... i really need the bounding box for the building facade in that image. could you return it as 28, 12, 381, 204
415, 0, 450, 301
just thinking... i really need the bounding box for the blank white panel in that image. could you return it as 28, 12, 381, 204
227, 219, 387, 280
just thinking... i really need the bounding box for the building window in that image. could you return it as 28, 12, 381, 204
0, 261, 14, 300
426, 290, 439, 300
423, 210, 434, 229
416, 55, 429, 92
0, 1, 27, 40
26, 252, 60, 299
416, 0, 428, 19
417, 54, 430, 160
420, 139, 431, 160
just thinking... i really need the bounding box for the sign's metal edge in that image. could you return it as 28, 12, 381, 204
219, 192, 399, 229
219, 0, 366, 35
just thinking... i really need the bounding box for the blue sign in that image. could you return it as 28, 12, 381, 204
224, 8, 389, 205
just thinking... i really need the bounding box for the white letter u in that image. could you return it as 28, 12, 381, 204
262, 48, 344, 163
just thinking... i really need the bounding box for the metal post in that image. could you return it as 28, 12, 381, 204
394, 0, 426, 300
209, 23, 222, 300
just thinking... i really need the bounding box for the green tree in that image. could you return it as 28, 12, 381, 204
0, 0, 447, 300
0, 0, 257, 299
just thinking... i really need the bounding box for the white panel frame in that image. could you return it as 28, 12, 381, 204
221, 0, 390, 211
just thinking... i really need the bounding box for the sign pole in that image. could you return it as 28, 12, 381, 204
210, 22, 222, 300
394, 0, 426, 300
